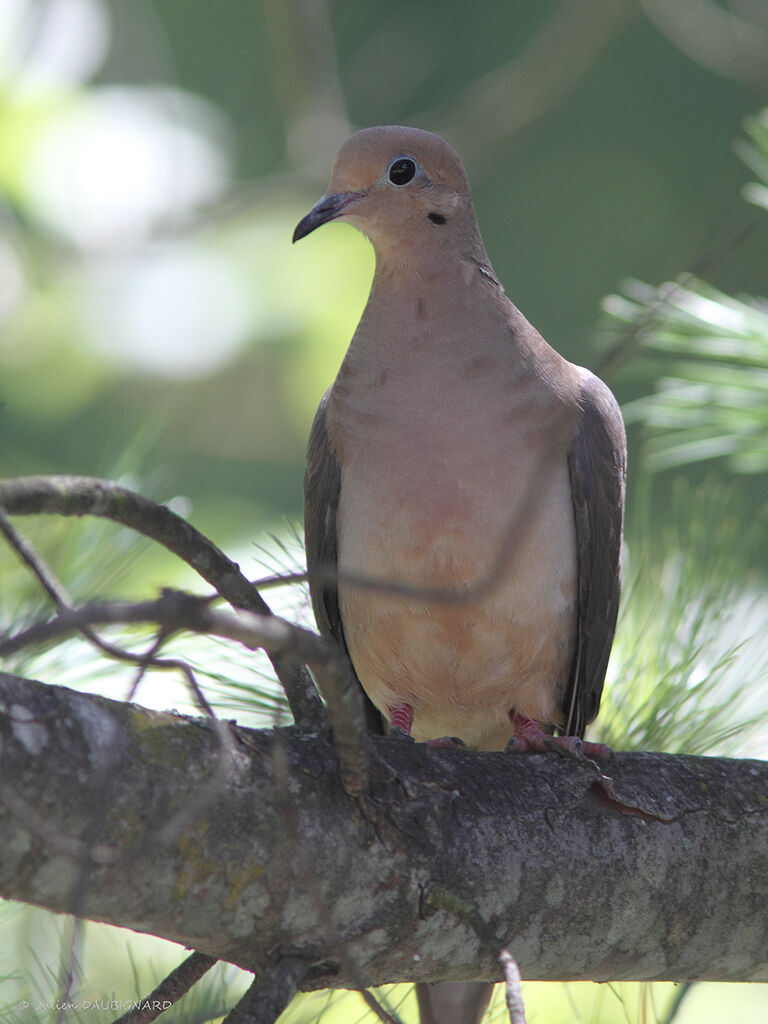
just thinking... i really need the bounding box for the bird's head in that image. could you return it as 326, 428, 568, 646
293, 126, 482, 268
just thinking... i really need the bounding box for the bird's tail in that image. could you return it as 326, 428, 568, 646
415, 981, 494, 1024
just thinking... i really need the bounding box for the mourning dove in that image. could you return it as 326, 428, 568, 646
294, 126, 626, 1022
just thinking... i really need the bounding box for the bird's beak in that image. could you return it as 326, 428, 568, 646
292, 191, 364, 242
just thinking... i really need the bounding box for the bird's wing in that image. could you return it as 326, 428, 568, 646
304, 393, 383, 733
563, 372, 627, 738
304, 391, 346, 646
416, 981, 494, 1024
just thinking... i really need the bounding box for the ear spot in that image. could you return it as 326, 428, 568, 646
428, 212, 447, 225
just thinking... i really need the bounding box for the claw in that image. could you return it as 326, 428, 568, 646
505, 711, 614, 760
426, 736, 467, 749
579, 740, 615, 760
389, 724, 415, 743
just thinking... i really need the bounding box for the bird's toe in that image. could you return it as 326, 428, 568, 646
388, 724, 415, 742
426, 736, 467, 749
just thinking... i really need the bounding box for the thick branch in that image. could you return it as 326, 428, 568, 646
1, 672, 767, 989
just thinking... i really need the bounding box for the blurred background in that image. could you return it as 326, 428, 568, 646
1, 1, 768, 1022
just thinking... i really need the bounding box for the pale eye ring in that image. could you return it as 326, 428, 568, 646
387, 157, 417, 186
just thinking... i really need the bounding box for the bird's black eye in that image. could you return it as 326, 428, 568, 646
387, 157, 417, 186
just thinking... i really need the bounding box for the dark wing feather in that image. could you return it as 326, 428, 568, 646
562, 372, 626, 738
304, 393, 383, 733
304, 391, 346, 646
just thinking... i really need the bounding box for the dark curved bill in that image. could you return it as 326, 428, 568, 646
292, 192, 364, 242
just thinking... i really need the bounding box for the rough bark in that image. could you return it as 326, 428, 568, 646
1, 671, 767, 991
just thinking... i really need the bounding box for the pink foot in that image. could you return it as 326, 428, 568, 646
505, 712, 613, 759
387, 705, 467, 748
388, 702, 414, 736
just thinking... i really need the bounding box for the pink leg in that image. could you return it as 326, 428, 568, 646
386, 704, 467, 748
506, 711, 613, 759
388, 702, 414, 735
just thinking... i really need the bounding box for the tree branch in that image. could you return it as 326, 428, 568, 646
0, 474, 325, 731
221, 959, 308, 1024
0, 592, 369, 797
1, 672, 767, 991
112, 951, 218, 1024
500, 951, 527, 1024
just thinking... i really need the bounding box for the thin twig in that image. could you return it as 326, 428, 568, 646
659, 981, 694, 1024
0, 434, 587, 616
0, 399, 584, 800
148, 664, 242, 850
0, 505, 218, 704
112, 950, 219, 1024
251, 568, 309, 590
499, 950, 527, 1024
56, 917, 84, 1024
0, 505, 71, 606
357, 988, 403, 1024
0, 475, 325, 730
0, 592, 370, 797
0, 511, 248, 847
0, 505, 160, 669
595, 214, 760, 378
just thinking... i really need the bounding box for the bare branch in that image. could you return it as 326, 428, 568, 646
2, 674, 768, 989
0, 436, 584, 798
0, 504, 223, 708
499, 951, 527, 1024
0, 474, 325, 730
112, 951, 218, 1024
0, 505, 71, 607
221, 960, 308, 1024
0, 592, 370, 796
0, 505, 155, 669
357, 989, 404, 1024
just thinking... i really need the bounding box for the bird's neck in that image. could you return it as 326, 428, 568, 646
370, 219, 496, 288
356, 250, 507, 357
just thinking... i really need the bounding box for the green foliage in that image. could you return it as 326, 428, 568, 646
0, 903, 249, 1024
597, 480, 767, 756
735, 108, 768, 213
603, 277, 768, 472
601, 108, 768, 475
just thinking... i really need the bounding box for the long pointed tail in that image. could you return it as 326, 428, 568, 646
415, 981, 494, 1024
